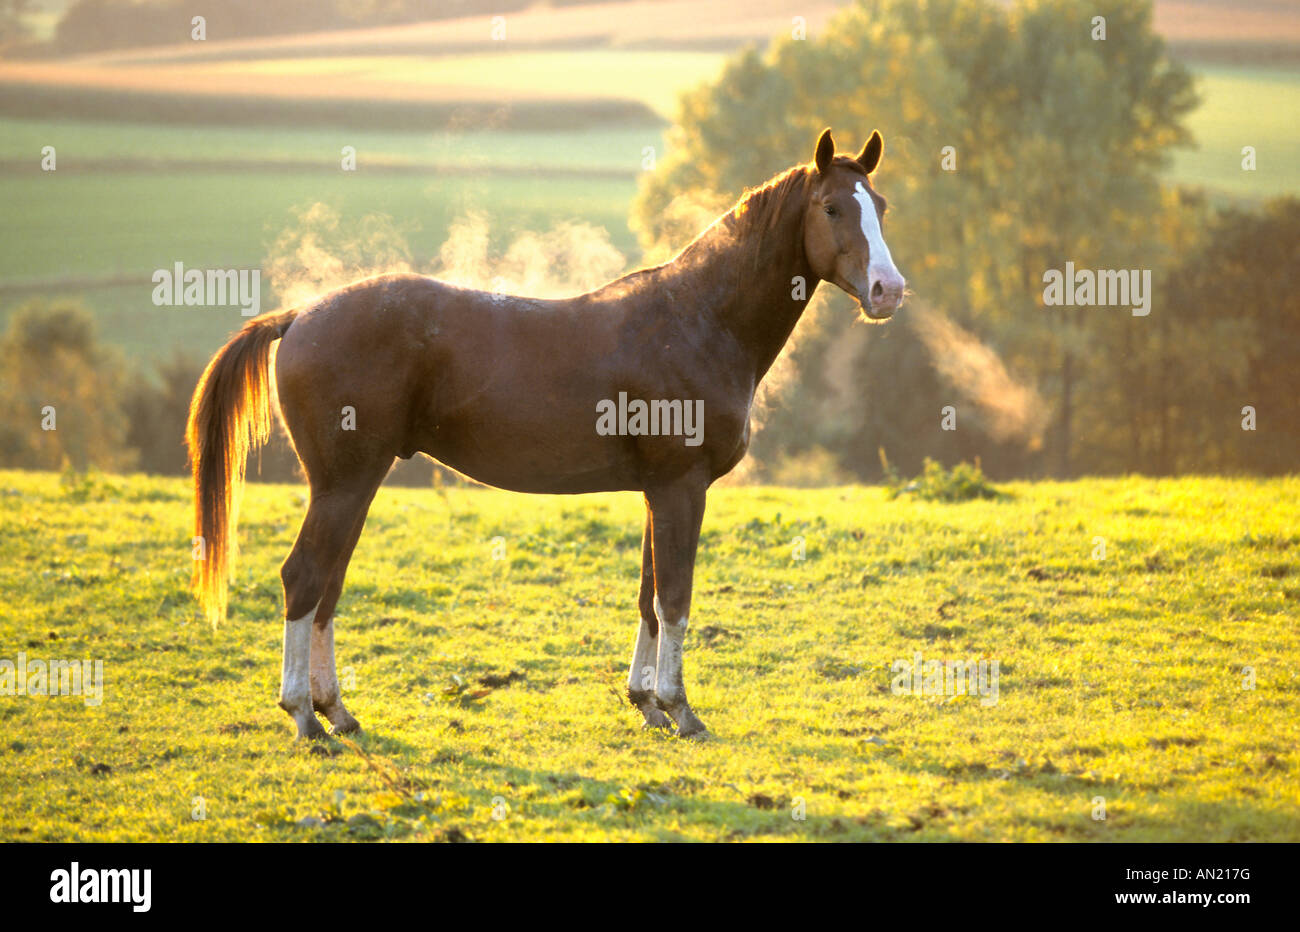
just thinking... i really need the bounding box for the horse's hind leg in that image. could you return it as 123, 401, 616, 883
307, 499, 375, 735
627, 506, 672, 730
279, 465, 388, 739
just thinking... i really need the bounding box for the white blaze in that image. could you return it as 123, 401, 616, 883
853, 181, 900, 281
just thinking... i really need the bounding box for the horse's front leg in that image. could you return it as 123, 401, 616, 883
646, 473, 709, 738
627, 507, 672, 730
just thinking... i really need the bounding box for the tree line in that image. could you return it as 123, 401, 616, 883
632, 0, 1298, 479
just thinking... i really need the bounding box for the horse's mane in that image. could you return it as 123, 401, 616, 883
728, 163, 828, 242
728, 163, 818, 276
643, 155, 874, 292
690, 155, 872, 263
663, 165, 809, 280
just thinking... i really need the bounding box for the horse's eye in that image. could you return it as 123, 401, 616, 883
824, 205, 837, 217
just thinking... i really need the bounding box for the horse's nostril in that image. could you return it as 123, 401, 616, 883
871, 281, 884, 300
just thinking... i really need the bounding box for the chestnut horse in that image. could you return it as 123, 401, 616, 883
187, 129, 905, 739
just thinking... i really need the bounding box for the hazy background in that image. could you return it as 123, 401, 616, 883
0, 0, 1296, 484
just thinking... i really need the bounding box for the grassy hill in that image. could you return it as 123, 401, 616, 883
1, 470, 1296, 841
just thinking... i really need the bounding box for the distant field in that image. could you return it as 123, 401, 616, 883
1155, 0, 1300, 53
176, 51, 725, 120
3, 62, 1297, 366
0, 118, 660, 172
0, 50, 724, 122
1173, 65, 1300, 198
18, 0, 843, 63
15, 0, 1296, 66
0, 166, 642, 362
5, 62, 1294, 192
0, 471, 1296, 841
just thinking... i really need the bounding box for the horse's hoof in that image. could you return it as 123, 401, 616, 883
641, 709, 673, 731
330, 715, 362, 736
295, 717, 329, 741
674, 710, 709, 739
655, 697, 709, 738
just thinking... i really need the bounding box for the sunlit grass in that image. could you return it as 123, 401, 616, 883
1, 470, 1296, 841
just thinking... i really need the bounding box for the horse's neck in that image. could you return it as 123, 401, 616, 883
658, 201, 818, 382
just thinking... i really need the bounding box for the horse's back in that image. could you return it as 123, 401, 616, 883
273, 271, 750, 493
272, 273, 636, 490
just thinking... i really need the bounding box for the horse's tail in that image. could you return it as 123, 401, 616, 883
186, 308, 299, 626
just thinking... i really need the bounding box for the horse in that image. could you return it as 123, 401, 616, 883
186, 128, 906, 740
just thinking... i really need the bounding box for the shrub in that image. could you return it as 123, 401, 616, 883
884, 456, 1003, 503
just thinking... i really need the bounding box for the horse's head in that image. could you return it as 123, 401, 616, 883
803, 128, 906, 320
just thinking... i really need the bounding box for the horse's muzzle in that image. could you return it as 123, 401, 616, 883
867, 269, 905, 318
844, 272, 903, 320
861, 290, 902, 320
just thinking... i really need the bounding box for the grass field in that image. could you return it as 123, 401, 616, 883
0, 470, 1296, 841
14, 0, 844, 63
88, 50, 725, 119
5, 65, 1295, 193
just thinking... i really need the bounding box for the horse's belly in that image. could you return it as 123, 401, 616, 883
417, 413, 640, 494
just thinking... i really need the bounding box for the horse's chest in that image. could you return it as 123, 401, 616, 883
713, 410, 752, 477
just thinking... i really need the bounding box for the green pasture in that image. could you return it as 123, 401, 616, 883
0, 471, 1295, 841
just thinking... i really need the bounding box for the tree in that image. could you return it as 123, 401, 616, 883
0, 300, 133, 471
1154, 197, 1300, 474
632, 0, 1198, 479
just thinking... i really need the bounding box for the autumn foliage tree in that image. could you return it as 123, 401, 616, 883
631, 0, 1272, 480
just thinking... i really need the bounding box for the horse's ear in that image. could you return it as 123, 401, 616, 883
857, 130, 883, 174
814, 128, 835, 175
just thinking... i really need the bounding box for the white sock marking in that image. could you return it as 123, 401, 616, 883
280, 606, 315, 718
653, 599, 688, 709
627, 617, 659, 696
310, 614, 341, 710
